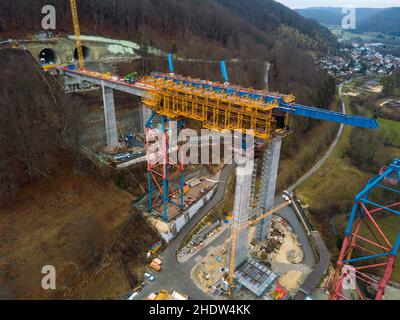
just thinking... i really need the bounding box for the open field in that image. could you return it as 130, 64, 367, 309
297, 92, 400, 282
379, 118, 400, 146
0, 167, 157, 299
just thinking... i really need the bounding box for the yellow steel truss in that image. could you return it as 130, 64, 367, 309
141, 77, 280, 140
70, 0, 84, 69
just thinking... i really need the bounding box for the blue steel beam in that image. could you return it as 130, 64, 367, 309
220, 60, 229, 83
151, 72, 379, 130
278, 103, 379, 129
167, 53, 175, 73
343, 252, 390, 264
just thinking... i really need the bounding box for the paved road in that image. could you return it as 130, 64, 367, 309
288, 84, 346, 192
136, 164, 234, 300
274, 197, 315, 268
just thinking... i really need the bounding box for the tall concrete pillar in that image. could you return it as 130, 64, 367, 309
228, 149, 254, 270
102, 83, 118, 149
254, 136, 282, 241
141, 102, 153, 135
264, 62, 270, 92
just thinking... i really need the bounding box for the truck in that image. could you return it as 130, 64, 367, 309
150, 241, 162, 255
171, 291, 189, 300
150, 261, 161, 271
155, 290, 168, 300
150, 257, 162, 271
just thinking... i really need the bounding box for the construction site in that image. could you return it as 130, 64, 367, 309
1, 0, 399, 302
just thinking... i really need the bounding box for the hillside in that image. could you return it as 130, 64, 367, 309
296, 7, 381, 26
297, 7, 400, 35
0, 0, 336, 57
0, 48, 82, 206
358, 7, 400, 35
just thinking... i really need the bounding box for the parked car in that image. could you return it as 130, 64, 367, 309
144, 272, 155, 281
128, 292, 139, 300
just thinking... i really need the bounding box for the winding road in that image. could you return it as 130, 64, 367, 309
288, 83, 346, 192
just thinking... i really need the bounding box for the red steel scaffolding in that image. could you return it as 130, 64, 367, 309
329, 158, 400, 300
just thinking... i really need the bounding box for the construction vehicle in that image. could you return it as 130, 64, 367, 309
171, 291, 189, 300
227, 200, 291, 290
149, 241, 162, 255
124, 72, 138, 84
155, 290, 169, 300
183, 185, 190, 195
270, 284, 288, 300
124, 133, 145, 148
150, 261, 161, 272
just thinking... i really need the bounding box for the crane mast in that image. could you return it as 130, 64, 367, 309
70, 0, 84, 69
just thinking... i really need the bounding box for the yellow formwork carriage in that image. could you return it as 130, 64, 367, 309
141, 77, 279, 140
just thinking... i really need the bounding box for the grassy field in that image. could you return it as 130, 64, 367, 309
296, 92, 400, 282
329, 27, 400, 42
379, 117, 400, 146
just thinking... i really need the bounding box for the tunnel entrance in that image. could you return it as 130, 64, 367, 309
73, 45, 90, 61
39, 48, 57, 65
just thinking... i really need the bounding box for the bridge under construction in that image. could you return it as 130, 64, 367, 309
60, 58, 382, 295
47, 0, 399, 300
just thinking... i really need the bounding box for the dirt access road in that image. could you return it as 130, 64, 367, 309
288, 83, 346, 192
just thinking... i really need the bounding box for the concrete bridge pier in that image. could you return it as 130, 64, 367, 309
101, 82, 118, 149
228, 154, 254, 270
141, 102, 153, 135
254, 136, 282, 241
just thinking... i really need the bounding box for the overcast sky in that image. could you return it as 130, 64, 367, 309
275, 0, 400, 9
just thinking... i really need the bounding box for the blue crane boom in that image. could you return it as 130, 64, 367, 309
277, 103, 379, 129
151, 72, 379, 130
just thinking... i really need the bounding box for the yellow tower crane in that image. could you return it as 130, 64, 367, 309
70, 0, 85, 69
227, 200, 291, 290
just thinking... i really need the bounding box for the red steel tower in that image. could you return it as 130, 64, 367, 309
330, 158, 400, 300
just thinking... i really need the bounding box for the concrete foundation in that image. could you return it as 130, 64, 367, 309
101, 83, 119, 148
254, 136, 282, 241
235, 258, 278, 297
149, 186, 216, 243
